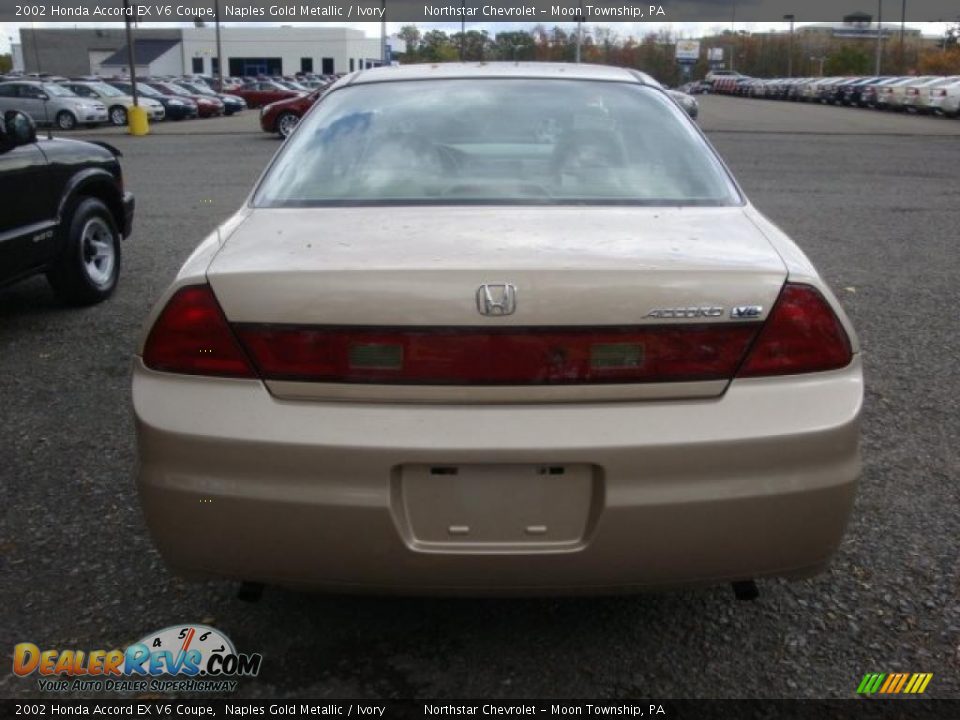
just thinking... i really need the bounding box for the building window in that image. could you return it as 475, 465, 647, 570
229, 57, 282, 77
300, 57, 313, 73
192, 57, 204, 74
349, 58, 355, 72
211, 57, 219, 75
322, 57, 334, 74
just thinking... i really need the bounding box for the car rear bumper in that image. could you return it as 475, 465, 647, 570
134, 357, 862, 595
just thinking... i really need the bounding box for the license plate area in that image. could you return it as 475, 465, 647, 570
392, 464, 601, 552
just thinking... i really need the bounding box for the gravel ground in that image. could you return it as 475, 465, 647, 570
1, 96, 958, 700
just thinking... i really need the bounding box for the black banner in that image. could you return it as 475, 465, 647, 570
3, 0, 960, 23
1, 700, 958, 720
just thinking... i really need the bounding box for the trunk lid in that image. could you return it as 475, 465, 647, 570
207, 206, 787, 402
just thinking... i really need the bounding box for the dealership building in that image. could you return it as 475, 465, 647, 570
18, 26, 392, 78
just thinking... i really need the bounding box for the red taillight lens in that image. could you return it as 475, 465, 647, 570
143, 285, 255, 378
935, 89, 947, 97
234, 325, 760, 385
738, 284, 852, 378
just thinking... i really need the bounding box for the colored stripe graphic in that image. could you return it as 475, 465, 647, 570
857, 673, 886, 694
857, 672, 932, 695
904, 673, 933, 694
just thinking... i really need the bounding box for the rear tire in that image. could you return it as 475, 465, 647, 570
109, 106, 128, 126
56, 110, 77, 130
47, 197, 121, 306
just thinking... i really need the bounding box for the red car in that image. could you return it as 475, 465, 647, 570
260, 88, 323, 138
233, 80, 301, 109
143, 80, 224, 118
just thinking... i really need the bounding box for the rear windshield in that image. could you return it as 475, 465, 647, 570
253, 79, 740, 207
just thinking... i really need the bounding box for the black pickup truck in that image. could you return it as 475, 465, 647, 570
0, 110, 134, 305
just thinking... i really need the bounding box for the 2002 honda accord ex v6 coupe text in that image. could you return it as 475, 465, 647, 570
133, 63, 862, 597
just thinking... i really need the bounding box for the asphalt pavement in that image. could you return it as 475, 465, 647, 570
1, 95, 958, 700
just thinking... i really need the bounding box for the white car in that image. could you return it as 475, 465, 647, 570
904, 76, 960, 113
927, 79, 960, 116
59, 80, 165, 125
876, 77, 925, 109
133, 63, 861, 596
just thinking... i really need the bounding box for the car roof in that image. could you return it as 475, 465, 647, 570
347, 62, 655, 86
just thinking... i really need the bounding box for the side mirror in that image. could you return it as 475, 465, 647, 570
3, 110, 38, 148
37, 93, 49, 101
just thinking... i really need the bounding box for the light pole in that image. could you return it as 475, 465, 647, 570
575, 3, 582, 63
380, 0, 387, 65
784, 14, 795, 77
875, 0, 883, 75
460, 1, 465, 61
730, 0, 736, 72
214, 0, 222, 91
899, 0, 906, 71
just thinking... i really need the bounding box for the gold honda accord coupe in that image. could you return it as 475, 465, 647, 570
134, 63, 861, 596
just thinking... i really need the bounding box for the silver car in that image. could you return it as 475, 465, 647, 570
0, 81, 108, 130
59, 80, 165, 125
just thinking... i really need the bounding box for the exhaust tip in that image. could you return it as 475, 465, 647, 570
732, 580, 759, 601
237, 581, 264, 603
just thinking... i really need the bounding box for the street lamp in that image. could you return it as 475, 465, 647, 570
783, 14, 795, 77
575, 2, 583, 63
875, 0, 883, 75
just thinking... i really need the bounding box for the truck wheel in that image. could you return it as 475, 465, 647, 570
47, 197, 121, 305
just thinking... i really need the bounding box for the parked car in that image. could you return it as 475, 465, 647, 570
260, 88, 323, 138
874, 77, 917, 109
667, 89, 699, 119
174, 80, 247, 115
902, 76, 960, 113
0, 110, 134, 304
860, 77, 904, 107
231, 80, 301, 109
106, 80, 199, 121
59, 80, 165, 126
891, 76, 938, 110
0, 80, 107, 130
840, 76, 889, 106
134, 63, 861, 596
142, 80, 224, 118
928, 79, 960, 117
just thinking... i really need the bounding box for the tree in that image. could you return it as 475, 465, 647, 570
396, 25, 422, 62
491, 31, 536, 61
918, 47, 960, 75
825, 46, 871, 76
418, 30, 458, 63
0, 54, 11, 74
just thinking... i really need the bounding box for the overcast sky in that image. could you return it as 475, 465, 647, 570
1, 20, 951, 54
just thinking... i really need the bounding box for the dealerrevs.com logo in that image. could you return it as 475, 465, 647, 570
13, 624, 262, 693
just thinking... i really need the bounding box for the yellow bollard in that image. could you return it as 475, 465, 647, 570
128, 105, 149, 136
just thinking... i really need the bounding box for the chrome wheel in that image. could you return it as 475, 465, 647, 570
80, 217, 116, 288
110, 107, 127, 126
278, 113, 299, 138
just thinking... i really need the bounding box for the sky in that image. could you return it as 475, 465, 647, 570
0, 20, 952, 55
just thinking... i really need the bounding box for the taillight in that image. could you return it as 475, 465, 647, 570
234, 324, 760, 385
738, 284, 852, 378
143, 285, 255, 378
935, 89, 947, 97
